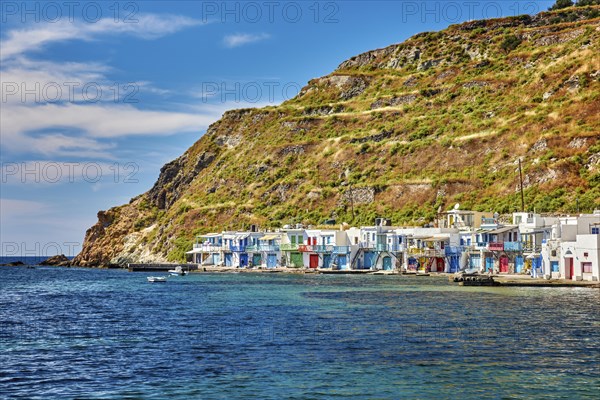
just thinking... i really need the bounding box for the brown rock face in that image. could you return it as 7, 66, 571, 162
40, 254, 70, 266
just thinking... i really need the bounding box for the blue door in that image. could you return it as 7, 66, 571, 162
449, 256, 460, 273
338, 255, 348, 270
469, 255, 480, 269
485, 257, 494, 272
240, 253, 249, 267
225, 253, 232, 267
364, 251, 375, 269
323, 255, 331, 268
515, 256, 524, 273
383, 256, 392, 270
551, 261, 559, 272
212, 253, 220, 265
267, 254, 277, 268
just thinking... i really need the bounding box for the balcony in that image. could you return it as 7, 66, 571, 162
314, 245, 334, 253
298, 245, 314, 252
488, 242, 504, 252
260, 245, 280, 252
247, 244, 280, 252
503, 242, 522, 252
360, 243, 376, 250
281, 244, 299, 251
230, 245, 246, 252
376, 244, 388, 252
522, 244, 542, 253
333, 246, 351, 254
423, 249, 445, 258
193, 244, 222, 252
445, 246, 461, 256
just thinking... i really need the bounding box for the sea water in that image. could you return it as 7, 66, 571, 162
1, 266, 598, 399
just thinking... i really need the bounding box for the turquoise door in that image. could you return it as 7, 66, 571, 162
225, 253, 232, 267
252, 253, 262, 267
383, 256, 392, 270
323, 255, 331, 268
551, 261, 559, 272
267, 254, 277, 268
364, 251, 375, 269
515, 256, 524, 273
469, 255, 480, 269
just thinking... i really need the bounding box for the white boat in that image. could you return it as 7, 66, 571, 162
147, 276, 167, 283
168, 266, 188, 276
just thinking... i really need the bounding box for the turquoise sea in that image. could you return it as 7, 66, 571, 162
1, 266, 599, 399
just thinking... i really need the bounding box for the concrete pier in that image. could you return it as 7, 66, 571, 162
128, 263, 198, 272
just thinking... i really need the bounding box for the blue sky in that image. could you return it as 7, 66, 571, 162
0, 0, 555, 256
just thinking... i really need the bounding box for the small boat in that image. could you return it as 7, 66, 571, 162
168, 266, 188, 276
147, 276, 167, 283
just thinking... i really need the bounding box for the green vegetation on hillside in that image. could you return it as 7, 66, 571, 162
73, 6, 600, 266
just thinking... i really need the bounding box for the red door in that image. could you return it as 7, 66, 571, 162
309, 254, 319, 268
564, 258, 572, 279
500, 256, 509, 273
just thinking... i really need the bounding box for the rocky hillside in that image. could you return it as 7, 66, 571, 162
73, 6, 600, 267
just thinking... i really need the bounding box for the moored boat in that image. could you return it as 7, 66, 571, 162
147, 276, 167, 283
168, 266, 188, 276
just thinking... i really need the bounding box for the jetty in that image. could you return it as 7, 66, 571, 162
128, 263, 198, 272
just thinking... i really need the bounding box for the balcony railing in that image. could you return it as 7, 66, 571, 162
193, 243, 222, 252
375, 244, 404, 252
314, 245, 334, 253
298, 245, 314, 252
503, 242, 522, 252
280, 244, 299, 251
333, 246, 351, 254
247, 244, 280, 252
423, 249, 445, 258
229, 245, 246, 252
488, 242, 504, 251
522, 244, 542, 252
360, 243, 376, 249
445, 246, 461, 255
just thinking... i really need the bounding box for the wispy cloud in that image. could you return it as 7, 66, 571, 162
0, 14, 203, 61
0, 13, 215, 159
0, 103, 219, 158
223, 33, 270, 48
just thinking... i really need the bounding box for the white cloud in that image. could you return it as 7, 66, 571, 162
223, 33, 270, 48
0, 14, 203, 61
0, 103, 219, 158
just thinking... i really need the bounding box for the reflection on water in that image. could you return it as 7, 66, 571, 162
1, 267, 598, 399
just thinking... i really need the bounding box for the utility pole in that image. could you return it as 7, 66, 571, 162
518, 158, 525, 212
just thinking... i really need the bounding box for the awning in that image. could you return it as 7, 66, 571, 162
235, 234, 249, 240
487, 226, 517, 234
198, 233, 220, 238
261, 234, 279, 241
425, 234, 450, 241
186, 249, 203, 254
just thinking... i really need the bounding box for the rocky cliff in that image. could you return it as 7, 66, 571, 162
73, 6, 600, 267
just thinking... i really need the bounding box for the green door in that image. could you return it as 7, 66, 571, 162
290, 252, 303, 267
